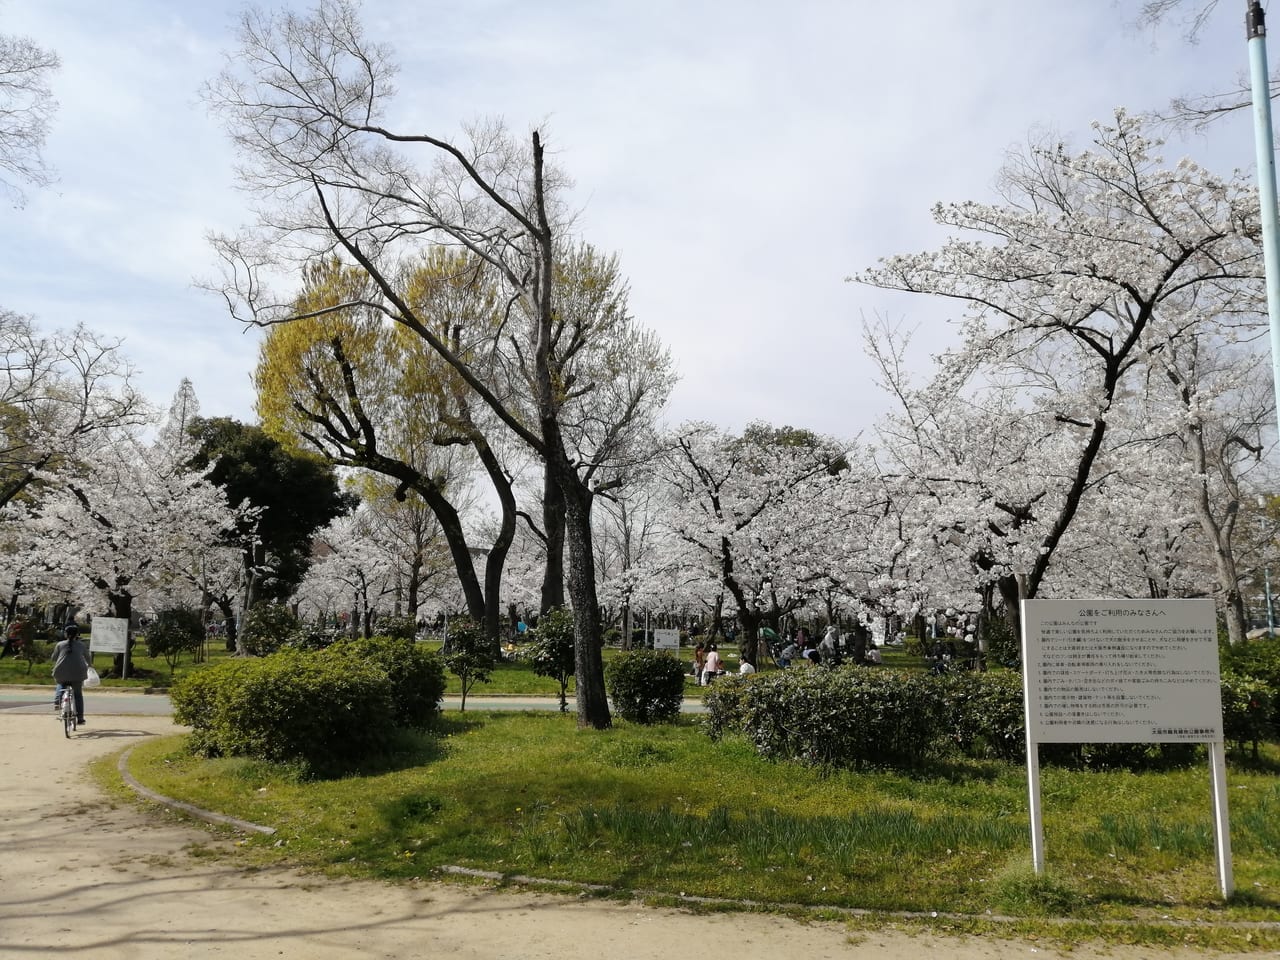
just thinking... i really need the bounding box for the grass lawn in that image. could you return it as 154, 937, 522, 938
117, 711, 1280, 950
0, 637, 238, 688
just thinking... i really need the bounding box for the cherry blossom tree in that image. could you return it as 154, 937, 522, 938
657, 422, 851, 665
301, 512, 398, 638
1142, 335, 1277, 641
6, 425, 243, 673
855, 111, 1264, 635
0, 314, 146, 510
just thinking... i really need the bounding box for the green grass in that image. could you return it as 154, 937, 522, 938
0, 637, 239, 688
120, 712, 1280, 949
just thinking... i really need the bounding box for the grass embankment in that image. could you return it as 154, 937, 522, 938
121, 712, 1280, 950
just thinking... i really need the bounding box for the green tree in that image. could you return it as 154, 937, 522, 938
145, 606, 205, 675
239, 602, 299, 657
440, 617, 495, 712
187, 417, 353, 644
524, 607, 576, 712
256, 253, 515, 651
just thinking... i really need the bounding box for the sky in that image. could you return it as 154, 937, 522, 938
0, 0, 1262, 443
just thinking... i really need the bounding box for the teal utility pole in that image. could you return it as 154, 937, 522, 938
1248, 1, 1280, 432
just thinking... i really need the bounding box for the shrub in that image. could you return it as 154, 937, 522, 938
936, 670, 1026, 762
239, 603, 299, 657
171, 657, 256, 757
702, 673, 752, 740
327, 635, 445, 728
605, 650, 687, 724
170, 650, 394, 777
736, 668, 945, 769
704, 665, 1211, 773
1220, 670, 1274, 760
984, 614, 1021, 669
145, 606, 206, 675
441, 617, 495, 711
374, 615, 418, 641
1221, 635, 1280, 727
524, 606, 576, 712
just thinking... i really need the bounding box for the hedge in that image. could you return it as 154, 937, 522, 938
171, 650, 394, 777
325, 636, 445, 729
704, 666, 1277, 772
605, 650, 686, 724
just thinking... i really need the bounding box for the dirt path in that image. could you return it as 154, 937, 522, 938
0, 712, 1258, 959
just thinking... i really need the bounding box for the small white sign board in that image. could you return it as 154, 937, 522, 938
653, 628, 680, 653
90, 616, 129, 654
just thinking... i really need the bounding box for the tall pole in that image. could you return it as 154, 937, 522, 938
1267, 565, 1275, 635
1248, 2, 1280, 432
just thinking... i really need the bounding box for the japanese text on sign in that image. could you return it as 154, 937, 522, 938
1021, 599, 1222, 744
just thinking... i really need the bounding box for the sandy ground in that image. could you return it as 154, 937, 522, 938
0, 711, 1264, 959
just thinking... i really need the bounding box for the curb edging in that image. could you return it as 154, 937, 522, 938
118, 746, 276, 836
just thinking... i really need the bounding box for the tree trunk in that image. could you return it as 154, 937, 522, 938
561, 477, 611, 729
108, 592, 133, 676
737, 609, 761, 667
540, 466, 566, 614
475, 438, 517, 655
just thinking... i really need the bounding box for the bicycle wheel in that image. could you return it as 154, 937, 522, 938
62, 697, 74, 737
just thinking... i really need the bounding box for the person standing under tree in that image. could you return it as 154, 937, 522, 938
52, 624, 90, 724
0, 616, 30, 659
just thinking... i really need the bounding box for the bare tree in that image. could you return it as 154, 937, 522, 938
0, 24, 59, 203
1135, 0, 1277, 130
206, 1, 672, 728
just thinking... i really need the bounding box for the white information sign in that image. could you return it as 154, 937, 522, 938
90, 616, 129, 655
1022, 598, 1222, 743
653, 628, 680, 653
1020, 597, 1232, 898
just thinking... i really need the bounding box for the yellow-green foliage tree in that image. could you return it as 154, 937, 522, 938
256, 253, 517, 648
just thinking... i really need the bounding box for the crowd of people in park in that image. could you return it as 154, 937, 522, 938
691, 623, 886, 685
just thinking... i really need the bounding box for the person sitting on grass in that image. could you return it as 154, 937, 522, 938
52, 623, 91, 725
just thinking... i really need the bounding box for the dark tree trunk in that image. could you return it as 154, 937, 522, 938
560, 476, 611, 729
108, 592, 133, 676
737, 609, 762, 667
475, 438, 517, 655
541, 465, 566, 614
849, 623, 869, 664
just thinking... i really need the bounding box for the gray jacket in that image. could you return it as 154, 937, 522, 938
51, 638, 90, 683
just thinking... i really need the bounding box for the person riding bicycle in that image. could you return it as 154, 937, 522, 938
52, 623, 90, 725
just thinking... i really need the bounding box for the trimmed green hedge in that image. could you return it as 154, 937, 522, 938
326, 636, 445, 729
172, 651, 394, 776
715, 668, 943, 769
170, 637, 446, 775
704, 666, 1277, 772
605, 650, 686, 724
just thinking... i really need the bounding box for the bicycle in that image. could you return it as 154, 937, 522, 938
57, 686, 77, 737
